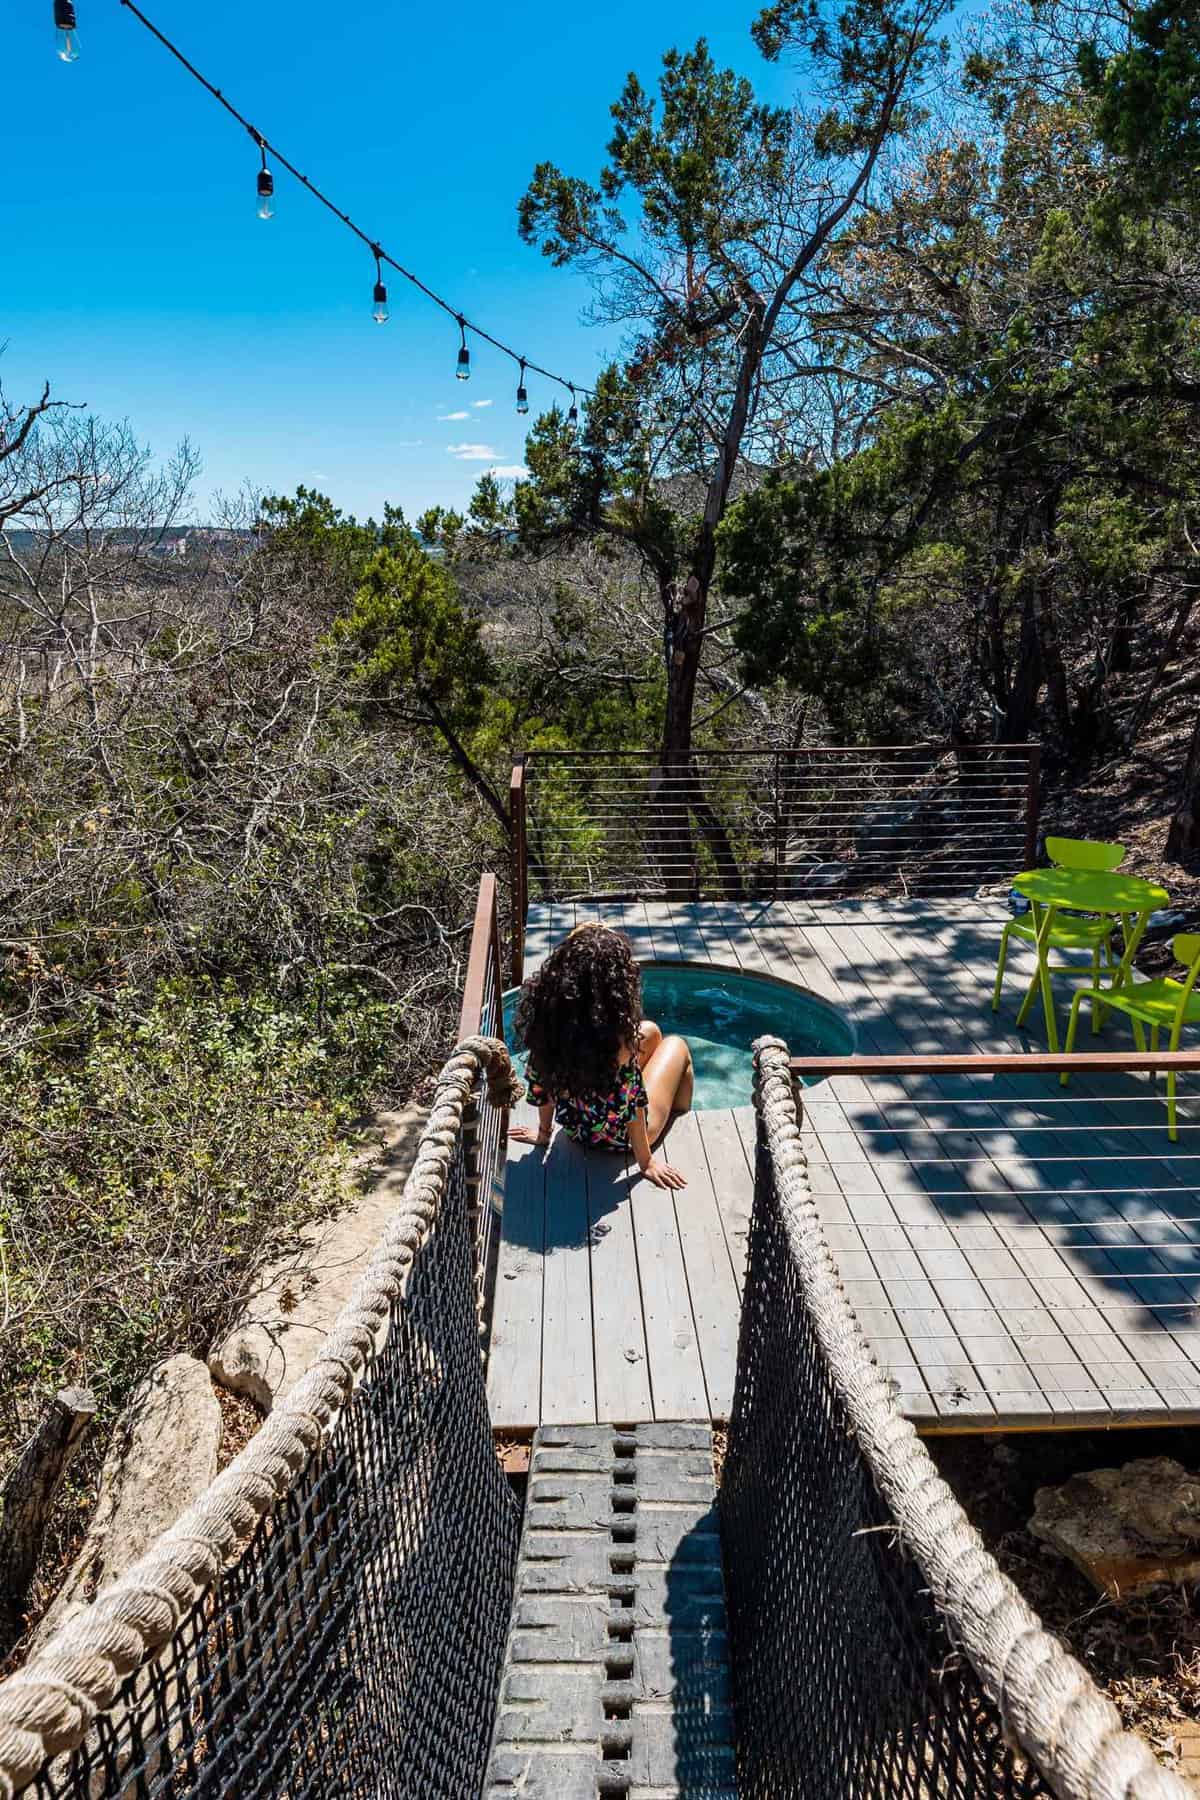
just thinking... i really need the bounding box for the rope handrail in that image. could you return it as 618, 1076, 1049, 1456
751, 1033, 1198, 1800
0, 1035, 523, 1800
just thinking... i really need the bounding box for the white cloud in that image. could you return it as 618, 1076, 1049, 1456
447, 442, 500, 461
437, 410, 470, 422
487, 464, 529, 480
472, 398, 494, 409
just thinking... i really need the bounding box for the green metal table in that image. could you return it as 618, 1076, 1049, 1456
1010, 866, 1170, 1051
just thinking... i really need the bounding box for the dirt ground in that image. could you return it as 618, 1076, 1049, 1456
930, 1427, 1200, 1774
1040, 734, 1200, 970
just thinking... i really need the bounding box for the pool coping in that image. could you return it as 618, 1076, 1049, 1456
624, 957, 859, 1056
501, 957, 859, 1092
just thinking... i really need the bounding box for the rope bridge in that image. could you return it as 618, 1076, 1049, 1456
723, 1038, 1195, 1800
0, 1020, 1193, 1796
0, 1038, 523, 1800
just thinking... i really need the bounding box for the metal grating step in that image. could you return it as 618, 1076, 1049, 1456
484, 1422, 737, 1799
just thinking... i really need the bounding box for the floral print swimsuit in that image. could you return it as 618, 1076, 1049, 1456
526, 1061, 648, 1151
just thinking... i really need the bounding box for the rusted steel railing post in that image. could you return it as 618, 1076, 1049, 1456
458, 872, 498, 1043
1023, 742, 1042, 868
457, 871, 511, 1337
787, 1049, 1200, 1079
772, 749, 783, 898
509, 757, 527, 987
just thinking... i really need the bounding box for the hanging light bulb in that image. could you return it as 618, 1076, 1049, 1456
456, 317, 471, 381
372, 249, 389, 324
516, 361, 530, 415
567, 386, 579, 426
255, 141, 274, 220
54, 0, 80, 61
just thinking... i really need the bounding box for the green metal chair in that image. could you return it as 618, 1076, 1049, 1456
992, 836, 1125, 1016
1062, 932, 1200, 1139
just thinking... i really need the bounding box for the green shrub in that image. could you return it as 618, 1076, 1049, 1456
1, 979, 354, 1457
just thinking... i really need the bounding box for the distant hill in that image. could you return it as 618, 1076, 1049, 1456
1, 526, 255, 558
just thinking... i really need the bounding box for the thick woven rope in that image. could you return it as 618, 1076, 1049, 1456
0, 1036, 521, 1800
751, 1035, 1197, 1800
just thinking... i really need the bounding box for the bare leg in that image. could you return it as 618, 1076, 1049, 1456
636, 1019, 663, 1067
642, 1035, 694, 1143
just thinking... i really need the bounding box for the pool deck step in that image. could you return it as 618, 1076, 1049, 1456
483, 1423, 737, 1799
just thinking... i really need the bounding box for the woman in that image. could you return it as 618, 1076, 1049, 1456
510, 922, 693, 1190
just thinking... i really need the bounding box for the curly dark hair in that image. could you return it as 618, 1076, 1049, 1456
515, 923, 642, 1098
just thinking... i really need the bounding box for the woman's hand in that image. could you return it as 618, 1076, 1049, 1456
638, 1156, 687, 1190
510, 1124, 552, 1146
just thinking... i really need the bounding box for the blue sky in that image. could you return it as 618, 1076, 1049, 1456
4, 0, 808, 521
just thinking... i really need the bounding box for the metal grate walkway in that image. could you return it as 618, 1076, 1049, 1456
484, 1423, 737, 1798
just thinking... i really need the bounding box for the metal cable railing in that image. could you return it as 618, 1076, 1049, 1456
517, 745, 1040, 905
0, 1041, 523, 1800
721, 1037, 1195, 1800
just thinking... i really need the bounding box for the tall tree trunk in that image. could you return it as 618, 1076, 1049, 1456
652, 300, 766, 897
1002, 590, 1043, 742
984, 584, 1007, 717
1166, 707, 1200, 862
1037, 587, 1071, 741
657, 575, 744, 897
1109, 589, 1137, 675
654, 575, 700, 896
663, 575, 706, 769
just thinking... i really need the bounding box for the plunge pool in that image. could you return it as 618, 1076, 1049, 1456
503, 959, 854, 1111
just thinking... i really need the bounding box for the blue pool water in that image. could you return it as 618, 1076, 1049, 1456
503, 961, 854, 1111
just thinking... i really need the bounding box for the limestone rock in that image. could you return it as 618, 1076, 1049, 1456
209, 1104, 429, 1411
1029, 1457, 1200, 1599
34, 1354, 221, 1646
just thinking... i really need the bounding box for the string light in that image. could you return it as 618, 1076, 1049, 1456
54, 0, 80, 61
101, 0, 591, 404
372, 248, 389, 325
255, 139, 274, 220
516, 361, 530, 415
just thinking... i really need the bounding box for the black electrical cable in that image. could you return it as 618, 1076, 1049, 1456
114, 0, 592, 399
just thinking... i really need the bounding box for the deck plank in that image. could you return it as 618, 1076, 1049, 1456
696, 1109, 754, 1292
657, 1111, 742, 1417
522, 904, 558, 971
538, 1136, 597, 1425
486, 1104, 545, 1431
625, 1160, 709, 1420
583, 1151, 655, 1422
625, 898, 678, 963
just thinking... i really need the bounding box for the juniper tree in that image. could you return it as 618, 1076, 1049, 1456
511, 3, 952, 889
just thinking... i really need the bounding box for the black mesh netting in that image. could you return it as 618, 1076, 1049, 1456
719, 1132, 1052, 1800
26, 1136, 520, 1800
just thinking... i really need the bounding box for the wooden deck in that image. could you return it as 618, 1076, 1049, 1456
486, 897, 1200, 1434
